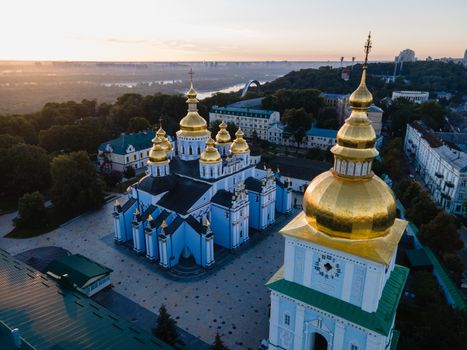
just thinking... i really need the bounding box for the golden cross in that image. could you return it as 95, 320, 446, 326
188, 68, 194, 84
363, 31, 372, 68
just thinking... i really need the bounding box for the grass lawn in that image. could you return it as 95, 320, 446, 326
6, 208, 71, 239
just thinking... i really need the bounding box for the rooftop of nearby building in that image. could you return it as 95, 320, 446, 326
227, 97, 264, 109
257, 156, 332, 182
305, 127, 337, 138
210, 105, 276, 119
0, 249, 172, 350
392, 90, 429, 95
46, 254, 113, 289
98, 130, 155, 155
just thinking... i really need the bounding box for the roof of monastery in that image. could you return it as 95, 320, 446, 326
211, 189, 235, 208
164, 215, 206, 236
257, 156, 332, 181
121, 197, 136, 211
148, 210, 170, 229
305, 127, 337, 138
98, 131, 155, 155
266, 265, 409, 336
0, 249, 172, 350
244, 177, 264, 193
210, 105, 276, 119
46, 254, 112, 288
137, 175, 177, 195
157, 176, 211, 214
141, 204, 157, 221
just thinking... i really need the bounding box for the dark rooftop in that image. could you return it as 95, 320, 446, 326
137, 175, 177, 196
244, 177, 263, 193
211, 189, 235, 208
258, 156, 332, 181
0, 249, 172, 350
410, 121, 443, 148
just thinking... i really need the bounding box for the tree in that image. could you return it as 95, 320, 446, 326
397, 179, 423, 209
282, 108, 313, 147
0, 144, 51, 197
212, 332, 229, 350
51, 151, 104, 216
102, 170, 123, 190
0, 116, 37, 144
152, 304, 179, 346
123, 166, 136, 179
412, 271, 440, 307
380, 137, 404, 180
443, 253, 464, 274
405, 192, 439, 227
316, 107, 339, 129
17, 191, 47, 228
419, 212, 463, 254
128, 117, 150, 132
262, 89, 324, 116
0, 134, 24, 149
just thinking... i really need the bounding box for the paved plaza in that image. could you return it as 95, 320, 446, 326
0, 197, 297, 349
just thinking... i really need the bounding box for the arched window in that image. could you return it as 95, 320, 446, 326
355, 162, 362, 176
341, 160, 347, 175
348, 161, 355, 176
362, 162, 369, 176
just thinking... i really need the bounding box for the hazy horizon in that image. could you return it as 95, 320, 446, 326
2, 0, 466, 62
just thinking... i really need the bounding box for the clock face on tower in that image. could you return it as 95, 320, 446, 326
314, 254, 342, 279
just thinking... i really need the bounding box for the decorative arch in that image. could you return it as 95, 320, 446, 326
241, 80, 261, 97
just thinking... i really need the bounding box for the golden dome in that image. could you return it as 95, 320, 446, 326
230, 128, 249, 154
155, 126, 173, 152
200, 137, 221, 163
148, 136, 168, 164
215, 121, 231, 144
177, 76, 209, 137
303, 171, 396, 239
302, 33, 398, 241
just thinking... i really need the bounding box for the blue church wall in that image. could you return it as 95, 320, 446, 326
248, 191, 261, 229
165, 229, 184, 268
350, 266, 366, 306
122, 204, 136, 242
310, 252, 346, 299
278, 298, 297, 332
184, 224, 208, 267
211, 204, 231, 248
342, 324, 367, 350
275, 185, 292, 214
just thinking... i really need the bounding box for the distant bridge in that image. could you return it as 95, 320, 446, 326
241, 80, 261, 97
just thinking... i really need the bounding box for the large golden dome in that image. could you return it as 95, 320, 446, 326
230, 128, 249, 154
303, 172, 396, 239
200, 137, 222, 163
178, 77, 209, 137
215, 121, 231, 144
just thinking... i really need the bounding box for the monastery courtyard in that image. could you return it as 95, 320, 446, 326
0, 197, 296, 349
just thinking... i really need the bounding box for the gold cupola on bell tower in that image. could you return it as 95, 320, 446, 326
280, 33, 407, 265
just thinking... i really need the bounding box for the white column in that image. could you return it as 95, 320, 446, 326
284, 240, 295, 281
332, 321, 346, 350
303, 248, 313, 287
341, 263, 354, 302
113, 218, 120, 241
269, 294, 280, 348
362, 267, 382, 312
293, 305, 305, 350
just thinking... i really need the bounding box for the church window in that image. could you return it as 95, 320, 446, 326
284, 313, 291, 326
189, 146, 193, 155
350, 344, 359, 350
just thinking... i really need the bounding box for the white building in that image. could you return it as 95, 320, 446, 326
392, 91, 429, 104
404, 121, 467, 216
209, 105, 280, 140
320, 93, 350, 122
268, 123, 337, 150
97, 130, 174, 172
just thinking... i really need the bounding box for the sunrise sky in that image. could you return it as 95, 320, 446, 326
1, 0, 466, 61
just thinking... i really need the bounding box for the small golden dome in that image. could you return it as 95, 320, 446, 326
349, 70, 373, 109
178, 77, 209, 137
215, 121, 231, 144
303, 171, 397, 239
155, 127, 173, 152
200, 137, 222, 163
230, 128, 249, 154
148, 136, 168, 164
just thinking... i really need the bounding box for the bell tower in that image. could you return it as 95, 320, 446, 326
267, 34, 409, 350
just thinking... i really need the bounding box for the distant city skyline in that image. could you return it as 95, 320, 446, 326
1, 0, 466, 62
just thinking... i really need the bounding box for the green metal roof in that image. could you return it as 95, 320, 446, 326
98, 131, 155, 155
0, 249, 173, 350
210, 105, 275, 119
266, 265, 409, 336
47, 253, 113, 288
390, 330, 400, 350
423, 247, 467, 311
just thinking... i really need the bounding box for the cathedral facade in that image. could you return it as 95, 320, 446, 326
267, 35, 408, 350
113, 78, 292, 269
